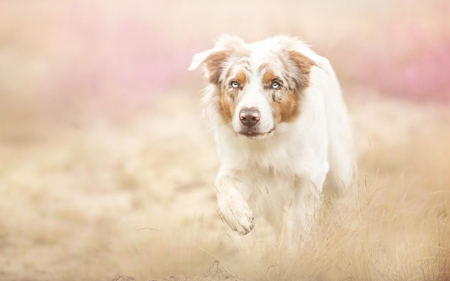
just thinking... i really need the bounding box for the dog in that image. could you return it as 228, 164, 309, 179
189, 35, 355, 237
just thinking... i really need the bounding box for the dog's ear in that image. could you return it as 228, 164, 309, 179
188, 49, 218, 71
189, 49, 231, 84
311, 55, 333, 76
289, 46, 333, 75
287, 50, 316, 89
189, 35, 245, 85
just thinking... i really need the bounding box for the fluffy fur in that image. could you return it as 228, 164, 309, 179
189, 35, 355, 236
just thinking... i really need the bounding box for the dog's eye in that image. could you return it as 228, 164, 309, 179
231, 81, 239, 88
271, 82, 280, 89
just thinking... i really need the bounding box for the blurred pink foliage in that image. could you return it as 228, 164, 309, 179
351, 21, 450, 102
55, 4, 203, 104
49, 3, 450, 108
3, 0, 448, 119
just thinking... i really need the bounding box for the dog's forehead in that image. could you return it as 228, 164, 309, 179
228, 46, 282, 78
225, 36, 315, 82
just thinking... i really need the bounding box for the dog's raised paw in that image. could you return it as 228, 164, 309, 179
218, 199, 255, 235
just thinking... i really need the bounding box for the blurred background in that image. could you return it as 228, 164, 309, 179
0, 0, 449, 280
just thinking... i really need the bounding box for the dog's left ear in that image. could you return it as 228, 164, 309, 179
288, 50, 333, 88
288, 50, 316, 89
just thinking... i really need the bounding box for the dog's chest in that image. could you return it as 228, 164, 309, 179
246, 165, 298, 206
240, 136, 302, 173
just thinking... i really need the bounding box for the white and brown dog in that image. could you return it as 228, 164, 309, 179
189, 35, 355, 237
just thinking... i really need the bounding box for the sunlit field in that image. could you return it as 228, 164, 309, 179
1, 1, 449, 280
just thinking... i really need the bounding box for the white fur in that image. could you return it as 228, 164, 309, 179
189, 35, 355, 236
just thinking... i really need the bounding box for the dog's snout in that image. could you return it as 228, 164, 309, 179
239, 107, 260, 127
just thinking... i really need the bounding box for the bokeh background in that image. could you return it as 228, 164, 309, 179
1, 1, 449, 280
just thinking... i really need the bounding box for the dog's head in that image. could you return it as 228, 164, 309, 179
189, 35, 324, 140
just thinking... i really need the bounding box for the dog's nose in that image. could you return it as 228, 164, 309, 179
239, 107, 260, 127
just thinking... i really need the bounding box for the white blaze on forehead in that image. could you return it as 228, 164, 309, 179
231, 48, 275, 134
247, 35, 329, 73
237, 82, 265, 107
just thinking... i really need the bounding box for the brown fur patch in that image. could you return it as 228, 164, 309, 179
218, 90, 235, 124
267, 50, 315, 124
261, 68, 299, 124
287, 50, 315, 89
235, 71, 247, 86
218, 71, 247, 124
262, 69, 275, 85
271, 89, 300, 123
204, 51, 231, 84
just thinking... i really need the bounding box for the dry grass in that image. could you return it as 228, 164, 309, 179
196, 94, 450, 281
1, 89, 449, 280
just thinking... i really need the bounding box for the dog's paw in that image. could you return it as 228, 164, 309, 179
217, 197, 255, 235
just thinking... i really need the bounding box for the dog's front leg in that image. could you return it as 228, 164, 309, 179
215, 173, 254, 235
291, 166, 328, 239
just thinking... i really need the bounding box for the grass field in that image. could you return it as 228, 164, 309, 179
1, 90, 449, 280
0, 0, 449, 280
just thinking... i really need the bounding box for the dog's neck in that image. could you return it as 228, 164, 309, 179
215, 121, 301, 173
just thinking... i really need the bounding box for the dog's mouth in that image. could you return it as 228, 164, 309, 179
238, 128, 275, 138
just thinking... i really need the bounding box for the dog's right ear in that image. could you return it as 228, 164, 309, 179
188, 49, 216, 71
188, 49, 231, 85
188, 35, 245, 85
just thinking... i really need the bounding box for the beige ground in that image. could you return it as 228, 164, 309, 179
0, 86, 449, 281
1, 0, 449, 280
